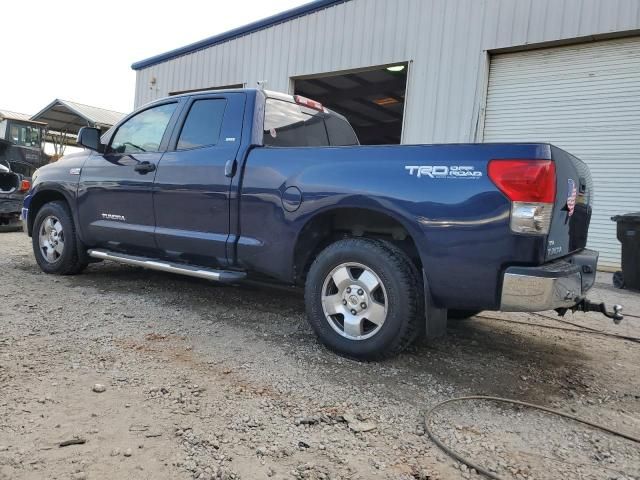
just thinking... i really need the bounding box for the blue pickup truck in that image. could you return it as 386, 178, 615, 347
22, 88, 620, 359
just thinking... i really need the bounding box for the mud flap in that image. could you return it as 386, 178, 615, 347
423, 270, 447, 340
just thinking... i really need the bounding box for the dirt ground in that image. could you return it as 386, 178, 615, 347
1, 231, 639, 480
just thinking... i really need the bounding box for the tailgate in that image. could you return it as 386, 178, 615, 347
545, 146, 593, 261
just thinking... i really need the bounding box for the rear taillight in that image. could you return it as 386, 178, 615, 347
488, 159, 556, 235
488, 159, 556, 203
19, 179, 31, 192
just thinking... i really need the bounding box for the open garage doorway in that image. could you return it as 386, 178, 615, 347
293, 64, 408, 145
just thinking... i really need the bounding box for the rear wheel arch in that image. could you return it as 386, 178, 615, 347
292, 207, 424, 285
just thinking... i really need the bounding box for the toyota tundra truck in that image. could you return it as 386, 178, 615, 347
22, 89, 621, 359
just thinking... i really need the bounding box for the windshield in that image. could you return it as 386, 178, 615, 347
9, 121, 43, 148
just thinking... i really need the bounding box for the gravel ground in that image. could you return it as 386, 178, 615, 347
0, 231, 639, 480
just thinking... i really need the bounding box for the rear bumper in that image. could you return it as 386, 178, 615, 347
0, 197, 22, 215
500, 249, 598, 312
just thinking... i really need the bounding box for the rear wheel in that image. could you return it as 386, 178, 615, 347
32, 201, 87, 275
304, 238, 420, 360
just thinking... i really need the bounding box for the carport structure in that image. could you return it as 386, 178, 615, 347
32, 99, 125, 136
31, 99, 125, 156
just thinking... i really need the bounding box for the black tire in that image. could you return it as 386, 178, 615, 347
304, 238, 421, 360
612, 271, 625, 289
32, 201, 87, 275
375, 240, 425, 343
448, 309, 482, 320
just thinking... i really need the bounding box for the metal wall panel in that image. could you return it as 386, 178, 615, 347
133, 0, 640, 144
484, 37, 640, 269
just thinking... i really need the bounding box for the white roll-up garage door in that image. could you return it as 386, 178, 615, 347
483, 37, 640, 270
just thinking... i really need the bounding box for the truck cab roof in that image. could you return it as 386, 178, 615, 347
145, 88, 349, 122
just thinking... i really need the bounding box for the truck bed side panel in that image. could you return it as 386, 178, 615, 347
237, 143, 551, 310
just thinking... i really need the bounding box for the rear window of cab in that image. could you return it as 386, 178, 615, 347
263, 98, 358, 147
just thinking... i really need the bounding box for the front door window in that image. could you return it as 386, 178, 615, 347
110, 103, 177, 154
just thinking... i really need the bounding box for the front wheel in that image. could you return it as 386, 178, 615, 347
304, 238, 421, 360
32, 201, 87, 275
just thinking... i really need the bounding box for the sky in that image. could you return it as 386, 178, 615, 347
1, 0, 308, 116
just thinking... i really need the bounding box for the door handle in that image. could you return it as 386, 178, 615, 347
224, 159, 237, 178
134, 161, 156, 174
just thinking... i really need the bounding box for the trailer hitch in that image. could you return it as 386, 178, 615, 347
556, 299, 624, 324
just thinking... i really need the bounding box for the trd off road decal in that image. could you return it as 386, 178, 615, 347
405, 165, 482, 179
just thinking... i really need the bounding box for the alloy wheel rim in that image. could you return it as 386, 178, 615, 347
38, 215, 65, 263
321, 262, 388, 340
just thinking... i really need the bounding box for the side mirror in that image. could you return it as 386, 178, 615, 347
77, 127, 104, 152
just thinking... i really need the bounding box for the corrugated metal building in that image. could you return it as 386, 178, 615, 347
132, 0, 640, 269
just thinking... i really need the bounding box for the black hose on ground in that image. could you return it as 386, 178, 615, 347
476, 314, 640, 344
532, 312, 611, 332
424, 396, 640, 480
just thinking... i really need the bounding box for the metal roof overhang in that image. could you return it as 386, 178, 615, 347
31, 100, 122, 134
131, 0, 350, 70
0, 110, 47, 125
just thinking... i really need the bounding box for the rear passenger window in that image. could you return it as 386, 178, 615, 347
177, 99, 227, 150
263, 99, 329, 147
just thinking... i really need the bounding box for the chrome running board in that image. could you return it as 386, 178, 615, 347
87, 249, 246, 283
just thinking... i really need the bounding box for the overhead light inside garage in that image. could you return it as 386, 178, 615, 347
386, 65, 405, 72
